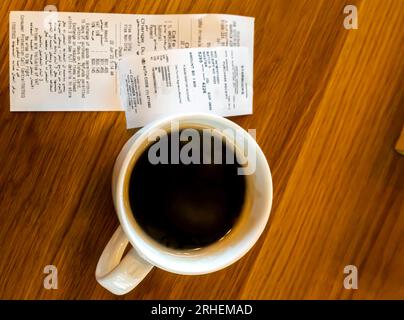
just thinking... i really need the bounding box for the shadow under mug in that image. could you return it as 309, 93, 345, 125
95, 113, 273, 295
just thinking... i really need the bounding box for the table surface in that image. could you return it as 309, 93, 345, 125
0, 0, 403, 300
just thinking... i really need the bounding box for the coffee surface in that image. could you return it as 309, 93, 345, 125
129, 130, 246, 249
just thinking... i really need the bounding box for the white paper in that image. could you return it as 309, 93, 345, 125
119, 47, 252, 128
9, 11, 254, 111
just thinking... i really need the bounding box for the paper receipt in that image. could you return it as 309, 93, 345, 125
9, 11, 254, 111
119, 47, 252, 128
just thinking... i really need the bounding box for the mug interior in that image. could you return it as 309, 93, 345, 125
115, 114, 272, 274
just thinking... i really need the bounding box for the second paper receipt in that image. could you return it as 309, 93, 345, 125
119, 47, 252, 128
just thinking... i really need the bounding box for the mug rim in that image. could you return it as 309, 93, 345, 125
114, 113, 273, 275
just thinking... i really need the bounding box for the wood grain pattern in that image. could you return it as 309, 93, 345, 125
0, 0, 403, 299
396, 126, 404, 155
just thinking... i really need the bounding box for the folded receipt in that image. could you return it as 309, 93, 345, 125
119, 47, 252, 128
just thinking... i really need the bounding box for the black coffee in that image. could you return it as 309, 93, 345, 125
128, 129, 246, 249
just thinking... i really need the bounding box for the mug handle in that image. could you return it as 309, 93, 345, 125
95, 226, 154, 295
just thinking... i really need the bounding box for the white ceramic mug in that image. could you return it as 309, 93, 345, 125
95, 113, 273, 295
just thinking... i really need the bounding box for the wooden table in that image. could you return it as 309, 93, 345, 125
0, 0, 403, 300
